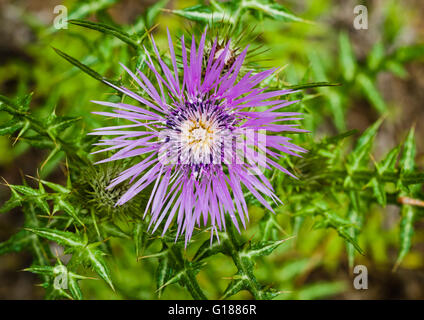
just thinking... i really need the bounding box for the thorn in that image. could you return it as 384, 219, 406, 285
100, 237, 111, 244
275, 290, 292, 295
397, 196, 424, 207
221, 276, 239, 280
392, 262, 400, 273
18, 168, 25, 183
25, 174, 38, 182
0, 176, 10, 186
80, 276, 98, 281
65, 157, 70, 175
247, 231, 257, 242
137, 254, 153, 261
155, 283, 168, 293
411, 121, 417, 132
279, 235, 297, 244
369, 152, 378, 169
154, 273, 180, 294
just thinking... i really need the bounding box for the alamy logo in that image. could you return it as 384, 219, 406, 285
53, 5, 68, 30
353, 5, 368, 30
353, 265, 368, 290
53, 265, 68, 290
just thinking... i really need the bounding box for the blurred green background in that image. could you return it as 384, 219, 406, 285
0, 0, 423, 299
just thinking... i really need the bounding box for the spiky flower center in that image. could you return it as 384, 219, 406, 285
162, 100, 236, 168
180, 117, 218, 161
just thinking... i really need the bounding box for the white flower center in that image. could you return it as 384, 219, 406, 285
180, 118, 219, 164
191, 127, 208, 141
160, 101, 236, 170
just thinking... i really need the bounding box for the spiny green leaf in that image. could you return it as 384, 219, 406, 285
193, 237, 225, 262
370, 177, 386, 206
327, 91, 346, 131
16, 93, 33, 111
47, 114, 82, 133
24, 265, 55, 276
354, 118, 383, 154
21, 135, 55, 149
157, 268, 184, 293
394, 127, 418, 269
99, 222, 130, 239
4, 184, 51, 216
285, 82, 341, 90
25, 227, 85, 248
27, 264, 91, 300
134, 221, 148, 258
314, 210, 364, 255
68, 276, 83, 300
367, 41, 385, 71
385, 60, 408, 78
82, 245, 114, 291
44, 286, 74, 300
242, 0, 310, 23
378, 146, 400, 174
0, 188, 23, 214
395, 205, 415, 270
259, 214, 278, 241
0, 120, 25, 136
52, 47, 117, 85
260, 288, 284, 300
26, 264, 90, 276
356, 73, 387, 113
0, 230, 33, 255
153, 246, 206, 299
393, 44, 424, 63
401, 172, 424, 185
337, 226, 364, 256
347, 118, 383, 173
322, 129, 358, 145
164, 244, 207, 299
346, 192, 363, 267
171, 5, 235, 24
53, 197, 85, 226
69, 19, 139, 50
9, 185, 42, 197
221, 277, 246, 300
156, 254, 173, 298
38, 179, 71, 194
339, 32, 357, 82
0, 94, 25, 114
34, 196, 50, 216
14, 120, 30, 143
400, 127, 416, 174
243, 238, 293, 259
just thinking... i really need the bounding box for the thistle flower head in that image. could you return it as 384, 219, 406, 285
90, 28, 307, 245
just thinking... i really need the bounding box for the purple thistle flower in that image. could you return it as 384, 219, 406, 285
89, 29, 307, 245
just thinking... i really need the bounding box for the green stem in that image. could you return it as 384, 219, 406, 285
0, 95, 89, 166
167, 245, 208, 300
223, 220, 265, 300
